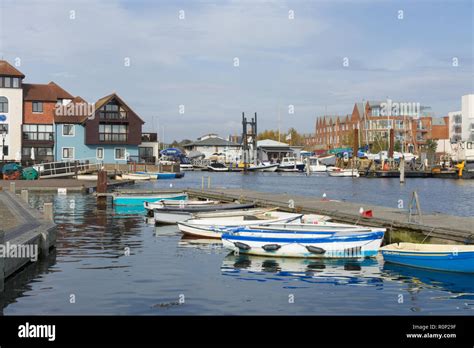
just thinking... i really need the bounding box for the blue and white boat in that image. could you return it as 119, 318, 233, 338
221, 229, 385, 258
135, 172, 185, 180
113, 192, 188, 206
381, 243, 474, 273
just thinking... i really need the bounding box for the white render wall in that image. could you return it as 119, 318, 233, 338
461, 94, 474, 141
0, 87, 23, 161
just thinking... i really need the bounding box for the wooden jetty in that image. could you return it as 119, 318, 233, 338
185, 188, 474, 244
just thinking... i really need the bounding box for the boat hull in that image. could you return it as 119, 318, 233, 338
155, 211, 192, 224
328, 170, 360, 177
381, 244, 474, 273
177, 213, 304, 238
278, 164, 305, 172
247, 164, 279, 172
222, 232, 384, 258
113, 193, 188, 206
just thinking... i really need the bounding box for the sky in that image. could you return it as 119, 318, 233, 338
0, 0, 473, 141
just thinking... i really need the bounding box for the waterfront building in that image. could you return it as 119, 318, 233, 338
138, 132, 160, 164
54, 93, 144, 163
257, 139, 298, 162
22, 81, 74, 164
183, 134, 242, 163
0, 60, 25, 161
315, 100, 445, 154
448, 95, 474, 143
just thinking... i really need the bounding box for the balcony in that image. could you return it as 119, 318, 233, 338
142, 133, 158, 142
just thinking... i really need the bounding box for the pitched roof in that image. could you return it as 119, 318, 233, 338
92, 93, 145, 124
48, 81, 74, 99
257, 139, 290, 148
23, 81, 74, 101
0, 60, 25, 78
186, 136, 240, 147
54, 96, 90, 123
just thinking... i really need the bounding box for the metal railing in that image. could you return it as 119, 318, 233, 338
31, 157, 103, 179
191, 159, 211, 168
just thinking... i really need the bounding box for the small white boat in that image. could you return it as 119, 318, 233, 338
153, 203, 256, 224
305, 157, 327, 172
247, 163, 279, 172
77, 174, 98, 181
113, 192, 188, 206
222, 229, 385, 258
207, 162, 228, 172
180, 164, 194, 171
177, 212, 305, 238
144, 199, 220, 210
328, 168, 360, 177
278, 157, 305, 172
120, 173, 151, 181
193, 208, 274, 219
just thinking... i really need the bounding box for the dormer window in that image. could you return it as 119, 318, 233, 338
0, 77, 21, 88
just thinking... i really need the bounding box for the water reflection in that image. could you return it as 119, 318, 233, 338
0, 250, 57, 313
382, 263, 474, 301
221, 254, 383, 286
178, 235, 223, 253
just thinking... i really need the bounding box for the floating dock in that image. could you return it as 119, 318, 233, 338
185, 188, 474, 244
0, 189, 56, 292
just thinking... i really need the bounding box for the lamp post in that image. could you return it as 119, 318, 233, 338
1, 129, 6, 162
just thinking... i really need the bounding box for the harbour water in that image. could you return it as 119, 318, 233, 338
1, 172, 473, 315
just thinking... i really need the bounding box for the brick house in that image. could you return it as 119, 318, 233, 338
22, 81, 74, 163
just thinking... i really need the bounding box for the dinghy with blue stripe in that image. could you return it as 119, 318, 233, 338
221, 230, 385, 258
381, 243, 474, 273
113, 193, 188, 206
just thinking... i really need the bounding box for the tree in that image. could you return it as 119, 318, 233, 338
394, 140, 402, 152
370, 134, 389, 153
425, 139, 438, 154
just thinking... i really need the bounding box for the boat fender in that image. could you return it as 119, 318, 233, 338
234, 242, 251, 250
306, 246, 326, 254
262, 244, 281, 251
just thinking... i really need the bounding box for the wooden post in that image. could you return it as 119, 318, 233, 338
44, 203, 54, 221
97, 170, 108, 208
207, 176, 211, 189
21, 189, 29, 203
353, 128, 359, 171
0, 229, 5, 292
388, 128, 394, 159
9, 181, 15, 193
201, 176, 205, 191
400, 158, 405, 184
74, 161, 78, 178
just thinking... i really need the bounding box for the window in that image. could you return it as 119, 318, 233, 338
4, 77, 11, 88
62, 147, 74, 159
12, 78, 19, 88
0, 97, 8, 112
99, 124, 128, 142
96, 147, 104, 160
99, 101, 127, 120
62, 124, 75, 136
139, 147, 153, 161
0, 124, 8, 134
23, 124, 54, 141
114, 148, 126, 160
32, 101, 43, 113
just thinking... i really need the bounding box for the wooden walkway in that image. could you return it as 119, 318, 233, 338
0, 179, 134, 193
186, 188, 474, 244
